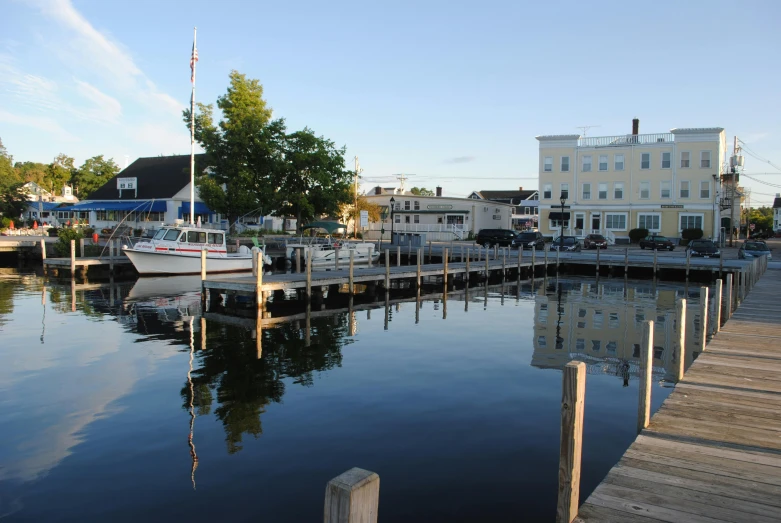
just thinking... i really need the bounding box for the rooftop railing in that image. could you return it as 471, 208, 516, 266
578, 133, 674, 147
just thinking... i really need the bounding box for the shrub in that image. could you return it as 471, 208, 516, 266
681, 228, 703, 241
0, 216, 11, 229
629, 228, 649, 243
54, 228, 85, 257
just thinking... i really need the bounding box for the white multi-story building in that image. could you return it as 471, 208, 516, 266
536, 121, 726, 243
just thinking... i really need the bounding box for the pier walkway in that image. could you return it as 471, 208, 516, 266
578, 268, 781, 522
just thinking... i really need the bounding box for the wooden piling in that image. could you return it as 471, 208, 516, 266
685, 249, 690, 279
416, 248, 421, 287
384, 249, 390, 289
596, 244, 600, 275
396, 245, 401, 267
714, 279, 722, 334
484, 249, 489, 280
676, 298, 686, 382
70, 239, 76, 274
79, 238, 85, 257
556, 361, 585, 523
428, 240, 432, 263
40, 238, 46, 261
638, 320, 654, 433
725, 273, 733, 319
624, 248, 628, 275
532, 247, 536, 278
296, 247, 301, 273
335, 246, 340, 270
465, 248, 470, 282
699, 286, 708, 352
349, 250, 355, 294
324, 467, 380, 523
443, 248, 449, 287
306, 248, 313, 299
654, 248, 659, 277
201, 248, 207, 282
256, 250, 263, 308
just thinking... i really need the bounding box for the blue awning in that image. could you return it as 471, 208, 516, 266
180, 201, 212, 214
57, 200, 167, 212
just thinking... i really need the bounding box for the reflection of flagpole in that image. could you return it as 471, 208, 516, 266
187, 317, 199, 489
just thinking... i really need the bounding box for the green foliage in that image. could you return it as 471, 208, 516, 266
0, 183, 28, 219
72, 155, 120, 198
0, 216, 12, 229
0, 138, 20, 193
54, 228, 85, 257
46, 154, 75, 191
410, 187, 435, 196
629, 228, 649, 243
748, 207, 774, 231
13, 161, 48, 185
681, 228, 704, 241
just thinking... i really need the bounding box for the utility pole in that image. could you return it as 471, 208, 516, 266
728, 136, 744, 247
353, 156, 363, 239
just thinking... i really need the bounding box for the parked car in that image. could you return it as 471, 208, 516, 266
550, 236, 582, 252
638, 235, 675, 251
583, 233, 607, 250
739, 241, 772, 260
475, 229, 516, 247
511, 231, 546, 250
687, 239, 720, 258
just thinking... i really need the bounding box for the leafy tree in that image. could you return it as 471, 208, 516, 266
13, 161, 48, 187
0, 183, 27, 220
276, 128, 352, 227
340, 195, 382, 232
72, 155, 119, 198
0, 138, 20, 192
46, 154, 75, 193
748, 207, 773, 231
410, 187, 434, 196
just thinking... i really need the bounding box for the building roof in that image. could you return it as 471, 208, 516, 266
87, 154, 205, 201
536, 134, 581, 141
774, 197, 781, 209
474, 189, 537, 200
670, 128, 725, 134
25, 202, 62, 211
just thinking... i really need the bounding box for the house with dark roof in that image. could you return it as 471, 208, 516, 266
58, 154, 217, 230
773, 194, 781, 232
468, 187, 539, 229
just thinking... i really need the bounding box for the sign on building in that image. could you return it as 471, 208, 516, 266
360, 210, 369, 228
117, 177, 137, 190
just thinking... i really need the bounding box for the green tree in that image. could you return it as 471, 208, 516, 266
276, 128, 352, 227
13, 161, 48, 185
72, 155, 120, 198
46, 154, 75, 193
410, 187, 434, 196
0, 138, 20, 192
0, 139, 25, 219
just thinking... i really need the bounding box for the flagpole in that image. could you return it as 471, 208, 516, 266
189, 26, 197, 226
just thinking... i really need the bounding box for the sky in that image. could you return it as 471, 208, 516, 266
1, 0, 781, 204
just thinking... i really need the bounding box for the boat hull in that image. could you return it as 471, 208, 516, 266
124, 248, 254, 275
286, 244, 380, 267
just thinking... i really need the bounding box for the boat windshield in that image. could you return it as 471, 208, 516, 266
153, 229, 167, 240
163, 229, 181, 241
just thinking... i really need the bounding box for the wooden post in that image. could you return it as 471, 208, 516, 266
443, 248, 449, 287
201, 248, 207, 282
384, 249, 390, 289
408, 242, 412, 266
502, 249, 506, 280
396, 245, 401, 267
335, 246, 340, 270
416, 248, 422, 287
699, 286, 708, 352
654, 248, 659, 277
544, 244, 548, 270
349, 250, 355, 294
109, 239, 114, 272
324, 467, 380, 523
714, 279, 722, 334
40, 238, 46, 261
306, 249, 313, 299
556, 361, 585, 523
465, 248, 470, 283
428, 240, 432, 263
624, 248, 628, 275
638, 320, 654, 433
719, 254, 724, 279
494, 244, 498, 260
70, 239, 76, 275
256, 311, 262, 358
256, 250, 263, 308
685, 250, 690, 279
517, 246, 521, 275
484, 248, 489, 280
532, 246, 536, 278
676, 299, 686, 382
725, 273, 733, 319
79, 237, 85, 258
296, 247, 301, 273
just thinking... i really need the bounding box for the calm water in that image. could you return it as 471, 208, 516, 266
0, 269, 710, 522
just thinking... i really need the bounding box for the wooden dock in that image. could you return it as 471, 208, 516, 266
577, 266, 781, 522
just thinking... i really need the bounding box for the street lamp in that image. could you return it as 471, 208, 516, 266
389, 196, 395, 247
559, 194, 566, 245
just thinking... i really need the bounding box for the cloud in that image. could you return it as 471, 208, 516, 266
0, 109, 79, 142
131, 123, 191, 155
74, 79, 122, 123
444, 156, 476, 164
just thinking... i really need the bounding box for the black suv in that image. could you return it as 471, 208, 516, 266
512, 231, 545, 250
475, 229, 516, 247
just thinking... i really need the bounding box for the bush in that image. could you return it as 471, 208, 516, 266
54, 228, 85, 257
681, 228, 703, 241
0, 216, 11, 229
629, 228, 649, 243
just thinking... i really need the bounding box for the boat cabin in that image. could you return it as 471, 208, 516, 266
136, 225, 228, 255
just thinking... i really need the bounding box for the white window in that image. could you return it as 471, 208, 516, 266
681, 151, 690, 168
598, 183, 608, 200
660, 181, 671, 199
550, 219, 570, 229
614, 182, 624, 200
544, 157, 553, 172
543, 184, 552, 199
641, 153, 650, 169
680, 214, 704, 231
582, 183, 591, 200
700, 180, 710, 199
638, 214, 661, 231
404, 200, 410, 210
524, 206, 530, 215
394, 214, 401, 223
661, 152, 671, 169
615, 154, 624, 171
598, 155, 608, 171
639, 181, 650, 199
605, 213, 627, 231
414, 214, 420, 223
700, 151, 711, 168
560, 183, 569, 200
582, 155, 592, 172
680, 180, 690, 198
414, 201, 420, 210
561, 156, 570, 172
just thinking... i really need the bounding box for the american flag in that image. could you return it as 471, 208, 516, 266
190, 41, 198, 83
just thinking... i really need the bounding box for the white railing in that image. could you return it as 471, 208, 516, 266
578, 133, 674, 147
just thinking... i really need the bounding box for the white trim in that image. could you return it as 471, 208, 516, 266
661, 151, 671, 169
678, 212, 704, 232
613, 182, 624, 200
581, 182, 591, 200
660, 180, 672, 199
614, 153, 625, 171
582, 155, 592, 172
598, 154, 608, 171
640, 152, 651, 170
561, 156, 570, 172
637, 212, 662, 232
539, 203, 716, 212
604, 212, 628, 231
680, 151, 691, 169
679, 180, 690, 199
639, 181, 650, 200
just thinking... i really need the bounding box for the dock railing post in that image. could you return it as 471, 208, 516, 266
40, 238, 46, 262
544, 244, 548, 271
714, 279, 722, 334
443, 248, 449, 288
70, 239, 76, 275
676, 299, 686, 382
416, 248, 422, 287
296, 247, 301, 274
324, 467, 380, 523
349, 250, 355, 294
624, 247, 628, 275
335, 246, 340, 270
638, 320, 654, 433
306, 248, 313, 300
725, 273, 733, 319
556, 361, 585, 523
109, 239, 114, 272
699, 286, 709, 351
396, 245, 401, 267
256, 250, 263, 308
384, 249, 390, 290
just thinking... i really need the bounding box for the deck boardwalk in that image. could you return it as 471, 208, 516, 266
578, 269, 781, 523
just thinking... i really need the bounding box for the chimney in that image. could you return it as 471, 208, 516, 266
632, 118, 639, 135
436, 186, 442, 197
518, 186, 523, 191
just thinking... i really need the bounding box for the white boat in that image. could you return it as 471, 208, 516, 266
285, 221, 379, 267
123, 224, 272, 275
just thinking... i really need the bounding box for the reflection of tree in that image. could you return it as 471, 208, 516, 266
182, 314, 350, 453
0, 281, 14, 327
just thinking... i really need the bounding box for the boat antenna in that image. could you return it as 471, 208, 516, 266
189, 27, 198, 226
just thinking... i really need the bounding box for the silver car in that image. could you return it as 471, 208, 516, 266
738, 241, 772, 260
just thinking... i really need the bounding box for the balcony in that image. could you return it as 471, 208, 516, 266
578, 133, 674, 147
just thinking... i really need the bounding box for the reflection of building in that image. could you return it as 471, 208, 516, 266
531, 281, 706, 381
